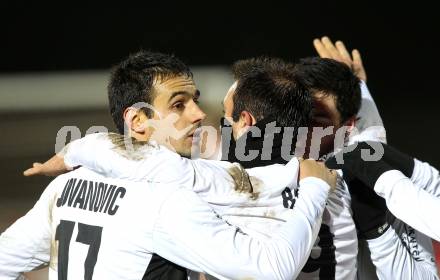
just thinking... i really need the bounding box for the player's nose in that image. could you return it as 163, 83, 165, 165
190, 103, 207, 123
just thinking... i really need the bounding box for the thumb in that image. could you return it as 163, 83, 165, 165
23, 162, 42, 176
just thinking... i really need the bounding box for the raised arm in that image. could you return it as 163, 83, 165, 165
351, 80, 387, 144
24, 132, 300, 205
25, 132, 197, 186
313, 36, 387, 144
62, 132, 192, 182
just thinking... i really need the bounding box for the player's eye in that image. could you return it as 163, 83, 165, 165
172, 101, 185, 111
193, 97, 200, 105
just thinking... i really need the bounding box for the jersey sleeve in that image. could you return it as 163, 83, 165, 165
63, 132, 195, 185
152, 177, 330, 280
411, 159, 440, 197
367, 225, 439, 279
62, 133, 140, 178
349, 81, 387, 144
374, 170, 440, 242
64, 133, 242, 201
0, 180, 59, 279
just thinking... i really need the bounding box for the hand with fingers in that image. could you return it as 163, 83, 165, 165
23, 154, 73, 177
313, 36, 367, 82
299, 158, 337, 192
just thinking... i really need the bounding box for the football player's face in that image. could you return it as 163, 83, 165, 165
309, 92, 342, 157
148, 75, 206, 157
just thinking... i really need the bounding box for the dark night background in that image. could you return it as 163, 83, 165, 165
1, 4, 439, 278
1, 1, 439, 199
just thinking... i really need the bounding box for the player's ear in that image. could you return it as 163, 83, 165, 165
342, 116, 357, 133
240, 110, 257, 127
233, 110, 257, 139
123, 107, 147, 134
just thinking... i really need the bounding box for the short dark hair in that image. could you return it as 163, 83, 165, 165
231, 57, 312, 128
293, 57, 361, 123
108, 50, 193, 133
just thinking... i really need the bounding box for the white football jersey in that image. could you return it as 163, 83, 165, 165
61, 132, 358, 280
0, 161, 332, 280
